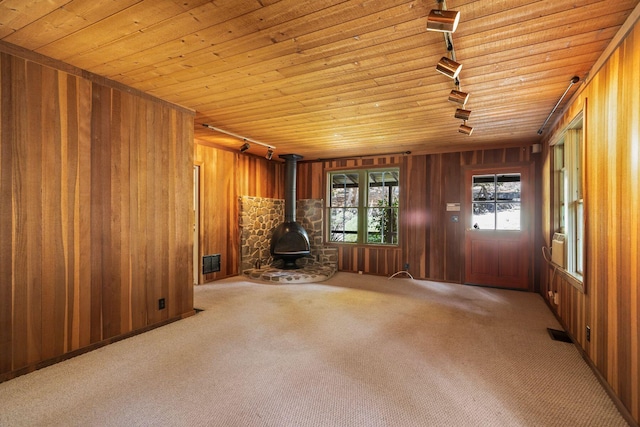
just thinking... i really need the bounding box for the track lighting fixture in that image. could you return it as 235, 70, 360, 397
426, 9, 460, 33
266, 148, 274, 160
436, 57, 462, 79
202, 124, 277, 153
458, 123, 473, 135
448, 89, 469, 106
427, 0, 475, 135
454, 108, 471, 121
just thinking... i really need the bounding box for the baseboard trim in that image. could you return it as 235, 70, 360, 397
542, 297, 637, 427
0, 310, 196, 384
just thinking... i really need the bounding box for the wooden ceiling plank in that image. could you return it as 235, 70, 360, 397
112, 1, 428, 91
2, 0, 144, 50
71, 0, 347, 73
460, 2, 639, 50
141, 4, 632, 109
186, 29, 608, 115
2, 0, 636, 159
190, 27, 615, 121
455, 0, 605, 36
197, 62, 596, 138
130, 0, 632, 99
183, 41, 581, 111
36, 0, 248, 62
123, 22, 431, 93
0, 0, 71, 39
73, 0, 360, 78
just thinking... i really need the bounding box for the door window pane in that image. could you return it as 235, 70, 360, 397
472, 202, 495, 229
471, 173, 521, 230
472, 175, 495, 201
497, 203, 520, 230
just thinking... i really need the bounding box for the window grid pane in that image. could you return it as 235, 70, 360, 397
552, 118, 584, 282
471, 174, 521, 231
328, 168, 399, 245
329, 207, 358, 242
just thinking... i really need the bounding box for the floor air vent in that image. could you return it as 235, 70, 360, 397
202, 254, 221, 274
547, 328, 572, 343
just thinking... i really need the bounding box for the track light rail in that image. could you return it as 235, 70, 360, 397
202, 124, 276, 150
537, 76, 581, 135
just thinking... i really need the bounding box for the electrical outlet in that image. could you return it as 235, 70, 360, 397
586, 325, 591, 342
158, 298, 166, 310
404, 263, 410, 271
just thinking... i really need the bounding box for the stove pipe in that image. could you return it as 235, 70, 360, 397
269, 154, 310, 269
282, 154, 302, 222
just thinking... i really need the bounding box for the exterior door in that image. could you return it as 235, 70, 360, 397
464, 165, 532, 290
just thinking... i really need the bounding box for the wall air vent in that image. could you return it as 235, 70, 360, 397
202, 254, 221, 274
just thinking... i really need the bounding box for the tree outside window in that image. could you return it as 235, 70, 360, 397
328, 168, 399, 245
471, 174, 521, 231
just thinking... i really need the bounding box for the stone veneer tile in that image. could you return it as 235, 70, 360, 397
239, 196, 336, 281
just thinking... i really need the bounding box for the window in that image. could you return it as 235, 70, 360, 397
471, 173, 521, 230
328, 168, 399, 245
553, 114, 584, 279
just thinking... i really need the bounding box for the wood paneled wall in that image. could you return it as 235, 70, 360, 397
0, 51, 194, 381
540, 20, 640, 425
297, 148, 535, 281
194, 143, 284, 282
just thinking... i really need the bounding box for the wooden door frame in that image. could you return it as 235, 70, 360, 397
462, 162, 535, 290
193, 162, 203, 286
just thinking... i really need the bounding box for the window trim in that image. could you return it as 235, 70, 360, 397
471, 173, 522, 231
550, 110, 585, 292
326, 167, 400, 246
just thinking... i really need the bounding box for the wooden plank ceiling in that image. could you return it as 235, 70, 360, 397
1, 0, 638, 160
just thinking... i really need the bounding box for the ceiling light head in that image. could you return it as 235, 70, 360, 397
436, 57, 462, 79
449, 89, 469, 106
266, 148, 274, 160
240, 140, 250, 152
426, 9, 460, 33
458, 123, 473, 135
454, 108, 471, 121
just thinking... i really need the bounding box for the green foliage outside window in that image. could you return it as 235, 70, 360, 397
327, 168, 399, 245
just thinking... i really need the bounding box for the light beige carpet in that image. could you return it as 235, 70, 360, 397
0, 273, 628, 426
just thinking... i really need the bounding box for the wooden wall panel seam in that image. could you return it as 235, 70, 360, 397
1, 49, 194, 379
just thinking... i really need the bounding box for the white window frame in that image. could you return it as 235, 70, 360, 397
552, 113, 584, 282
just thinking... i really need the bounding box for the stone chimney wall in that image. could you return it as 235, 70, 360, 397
239, 196, 337, 272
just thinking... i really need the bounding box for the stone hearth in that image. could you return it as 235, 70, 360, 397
243, 263, 335, 283
239, 196, 337, 282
